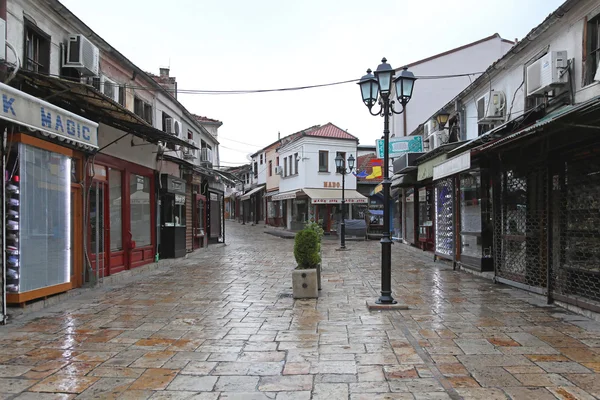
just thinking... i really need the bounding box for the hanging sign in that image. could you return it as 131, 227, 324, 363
433, 152, 471, 180
376, 136, 423, 158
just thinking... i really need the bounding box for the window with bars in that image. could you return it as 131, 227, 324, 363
585, 15, 600, 86
24, 22, 50, 74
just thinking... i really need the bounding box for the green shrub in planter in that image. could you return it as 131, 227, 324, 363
304, 221, 324, 240
294, 229, 320, 269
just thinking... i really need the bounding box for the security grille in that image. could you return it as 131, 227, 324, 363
495, 167, 548, 288
435, 178, 454, 257
553, 147, 600, 304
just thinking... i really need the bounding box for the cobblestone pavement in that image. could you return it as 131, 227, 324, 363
2, 221, 600, 399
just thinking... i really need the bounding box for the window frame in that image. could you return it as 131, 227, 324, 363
585, 14, 600, 86
294, 153, 299, 176
319, 150, 329, 172
284, 157, 288, 177
23, 19, 51, 74
268, 160, 273, 177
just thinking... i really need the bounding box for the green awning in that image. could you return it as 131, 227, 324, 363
417, 154, 447, 181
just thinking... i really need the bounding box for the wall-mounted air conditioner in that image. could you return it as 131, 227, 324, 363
165, 118, 182, 137
183, 140, 198, 160
526, 51, 568, 97
274, 166, 283, 175
64, 34, 99, 76
477, 92, 506, 123
432, 130, 449, 150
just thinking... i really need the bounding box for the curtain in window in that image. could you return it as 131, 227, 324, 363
20, 144, 71, 292
130, 174, 151, 247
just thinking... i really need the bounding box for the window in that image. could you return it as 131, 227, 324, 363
260, 154, 263, 165
269, 160, 273, 177
336, 152, 346, 171
276, 156, 279, 167
187, 130, 193, 140
294, 153, 299, 175
319, 150, 329, 172
103, 77, 116, 101
253, 162, 258, 178
134, 97, 153, 125
118, 84, 127, 107
109, 169, 122, 251
284, 157, 288, 177
130, 174, 152, 247
585, 15, 600, 86
24, 21, 50, 74
289, 155, 293, 175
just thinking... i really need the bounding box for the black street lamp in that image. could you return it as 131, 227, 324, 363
335, 153, 355, 249
358, 58, 416, 305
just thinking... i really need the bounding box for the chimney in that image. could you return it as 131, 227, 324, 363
159, 67, 170, 77
278, 131, 281, 140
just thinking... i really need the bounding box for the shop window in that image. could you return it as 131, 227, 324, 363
319, 150, 329, 172
19, 145, 71, 292
109, 169, 122, 251
585, 14, 600, 86
130, 174, 151, 247
24, 20, 50, 74
163, 194, 186, 227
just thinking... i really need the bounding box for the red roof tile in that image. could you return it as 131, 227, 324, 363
304, 123, 358, 141
192, 114, 222, 124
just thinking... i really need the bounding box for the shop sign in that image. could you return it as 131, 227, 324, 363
417, 154, 448, 181
323, 181, 341, 188
433, 152, 471, 180
175, 194, 186, 205
0, 82, 98, 148
376, 136, 423, 158
311, 198, 368, 204
210, 193, 218, 201
272, 191, 297, 201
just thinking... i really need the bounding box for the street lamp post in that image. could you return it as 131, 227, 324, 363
358, 58, 416, 305
335, 153, 355, 249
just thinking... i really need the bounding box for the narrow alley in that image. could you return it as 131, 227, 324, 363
0, 221, 599, 399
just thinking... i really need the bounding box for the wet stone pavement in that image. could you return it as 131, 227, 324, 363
1, 222, 600, 399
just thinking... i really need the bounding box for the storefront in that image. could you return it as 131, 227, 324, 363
301, 188, 367, 233
89, 154, 156, 276
240, 185, 265, 225
202, 179, 225, 244
0, 82, 98, 305
159, 174, 187, 259
271, 190, 297, 228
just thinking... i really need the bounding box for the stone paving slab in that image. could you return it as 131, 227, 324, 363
1, 221, 600, 398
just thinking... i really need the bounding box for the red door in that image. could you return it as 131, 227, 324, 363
89, 181, 108, 280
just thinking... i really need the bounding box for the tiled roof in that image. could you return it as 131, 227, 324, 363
304, 123, 358, 141
193, 114, 222, 124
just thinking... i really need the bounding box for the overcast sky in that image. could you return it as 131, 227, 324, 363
61, 0, 564, 166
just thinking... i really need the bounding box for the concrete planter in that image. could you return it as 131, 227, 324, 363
316, 263, 322, 290
292, 268, 319, 299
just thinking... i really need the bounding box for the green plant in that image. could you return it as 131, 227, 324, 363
304, 220, 324, 240
294, 229, 320, 269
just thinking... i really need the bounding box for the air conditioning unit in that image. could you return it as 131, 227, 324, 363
64, 34, 99, 76
183, 140, 198, 160
477, 92, 506, 123
526, 51, 568, 97
274, 166, 283, 175
432, 131, 449, 150
165, 118, 182, 137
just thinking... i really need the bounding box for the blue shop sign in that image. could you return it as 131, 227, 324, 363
0, 82, 98, 149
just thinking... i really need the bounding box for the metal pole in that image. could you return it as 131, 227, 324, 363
340, 171, 346, 249
377, 94, 396, 304
1, 128, 6, 325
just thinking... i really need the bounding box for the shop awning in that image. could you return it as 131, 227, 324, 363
302, 188, 367, 204
272, 190, 299, 201
241, 185, 265, 201
17, 70, 197, 150
391, 171, 417, 188
0, 81, 98, 150
265, 190, 279, 198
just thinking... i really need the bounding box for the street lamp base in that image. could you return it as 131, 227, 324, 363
375, 295, 397, 305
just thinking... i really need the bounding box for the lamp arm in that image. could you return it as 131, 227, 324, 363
389, 100, 407, 115
367, 102, 384, 116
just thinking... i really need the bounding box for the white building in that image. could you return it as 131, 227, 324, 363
272, 123, 367, 231
390, 33, 514, 140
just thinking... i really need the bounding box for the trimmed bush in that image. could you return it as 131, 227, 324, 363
294, 229, 320, 269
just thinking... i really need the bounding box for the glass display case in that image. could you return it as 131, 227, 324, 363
459, 169, 493, 271
435, 178, 454, 259
160, 174, 187, 259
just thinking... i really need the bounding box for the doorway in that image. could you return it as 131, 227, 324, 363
89, 181, 107, 282
193, 194, 206, 249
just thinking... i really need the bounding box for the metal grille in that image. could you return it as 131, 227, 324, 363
435, 178, 454, 257
495, 167, 548, 288
553, 148, 600, 304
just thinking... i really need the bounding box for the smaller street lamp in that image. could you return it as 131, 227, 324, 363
335, 153, 355, 249
435, 109, 450, 130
